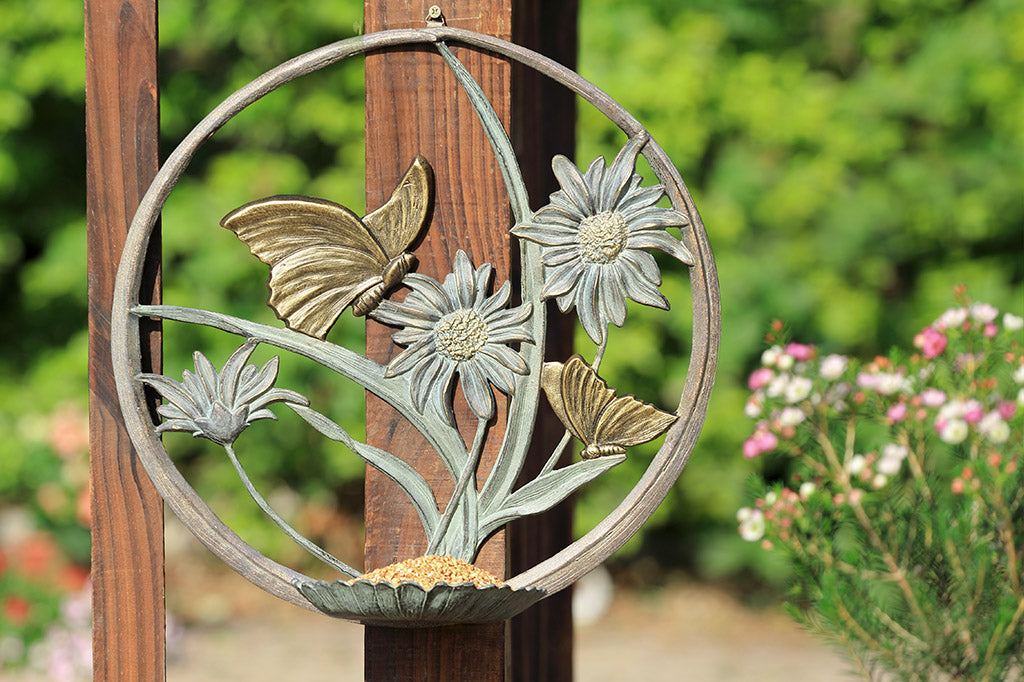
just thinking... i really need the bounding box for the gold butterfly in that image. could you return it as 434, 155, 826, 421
541, 355, 677, 459
221, 155, 433, 339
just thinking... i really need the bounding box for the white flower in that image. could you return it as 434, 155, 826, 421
1018, 387, 1024, 406
939, 418, 969, 445
1013, 364, 1024, 385
799, 482, 816, 498
776, 354, 795, 371
881, 443, 908, 461
936, 306, 968, 329
977, 412, 1010, 444
819, 354, 848, 381
872, 474, 888, 489
875, 373, 911, 396
847, 454, 867, 475
784, 377, 813, 404
511, 136, 692, 345
969, 302, 999, 323
777, 406, 806, 427
766, 374, 789, 399
738, 508, 765, 542
761, 345, 783, 367
371, 250, 534, 425
877, 456, 902, 476
744, 394, 764, 418
1004, 312, 1024, 332
764, 491, 778, 506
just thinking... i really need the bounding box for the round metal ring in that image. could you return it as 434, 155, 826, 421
112, 26, 720, 611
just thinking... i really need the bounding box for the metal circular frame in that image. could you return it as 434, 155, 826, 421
112, 27, 720, 611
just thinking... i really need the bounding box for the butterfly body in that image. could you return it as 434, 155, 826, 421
542, 355, 676, 458
352, 252, 418, 317
222, 156, 433, 339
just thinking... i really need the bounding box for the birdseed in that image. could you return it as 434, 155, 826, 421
358, 554, 504, 589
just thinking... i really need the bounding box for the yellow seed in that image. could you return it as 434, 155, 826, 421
358, 554, 504, 589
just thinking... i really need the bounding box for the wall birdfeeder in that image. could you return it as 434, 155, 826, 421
111, 15, 720, 629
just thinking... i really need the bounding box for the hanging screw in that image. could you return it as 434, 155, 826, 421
426, 5, 446, 26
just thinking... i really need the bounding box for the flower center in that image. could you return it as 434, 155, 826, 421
434, 309, 489, 361
577, 211, 628, 264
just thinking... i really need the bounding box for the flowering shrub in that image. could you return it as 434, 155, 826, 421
0, 402, 91, 674
738, 290, 1023, 680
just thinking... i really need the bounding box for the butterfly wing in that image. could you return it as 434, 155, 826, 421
362, 155, 433, 259
543, 354, 676, 455
221, 196, 390, 339
542, 355, 617, 444
592, 393, 677, 449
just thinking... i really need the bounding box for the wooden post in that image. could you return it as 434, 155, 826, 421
85, 0, 164, 679
364, 2, 577, 679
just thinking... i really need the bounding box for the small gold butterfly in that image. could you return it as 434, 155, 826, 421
221, 155, 433, 339
541, 355, 677, 459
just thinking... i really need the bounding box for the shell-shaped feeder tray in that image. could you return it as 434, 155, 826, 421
293, 579, 546, 627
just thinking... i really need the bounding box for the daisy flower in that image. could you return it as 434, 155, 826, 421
511, 136, 693, 345
371, 250, 534, 425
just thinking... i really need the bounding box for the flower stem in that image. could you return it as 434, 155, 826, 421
427, 417, 489, 557
541, 431, 574, 475
223, 442, 359, 577
435, 41, 548, 517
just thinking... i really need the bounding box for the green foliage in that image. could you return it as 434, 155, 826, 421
738, 295, 1023, 678
573, 0, 1023, 579
0, 0, 1021, 623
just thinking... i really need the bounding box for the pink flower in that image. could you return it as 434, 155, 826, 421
998, 401, 1017, 420
742, 428, 778, 459
919, 388, 947, 408
963, 400, 984, 424
914, 326, 948, 359
886, 402, 908, 423
748, 367, 775, 391
984, 322, 998, 338
784, 342, 815, 362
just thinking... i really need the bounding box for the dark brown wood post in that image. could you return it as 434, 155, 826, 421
363, 2, 577, 679
85, 0, 164, 679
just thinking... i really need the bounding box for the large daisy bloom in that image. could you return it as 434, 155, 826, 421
371, 250, 534, 425
511, 136, 693, 344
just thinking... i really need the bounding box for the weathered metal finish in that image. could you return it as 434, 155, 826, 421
221, 155, 433, 338
111, 26, 721, 620
541, 355, 677, 460
294, 578, 545, 627
512, 135, 693, 348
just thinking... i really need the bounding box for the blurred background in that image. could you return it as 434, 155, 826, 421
1, 0, 1021, 677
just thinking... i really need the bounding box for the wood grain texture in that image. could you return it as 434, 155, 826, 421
363, 2, 575, 680
85, 0, 164, 679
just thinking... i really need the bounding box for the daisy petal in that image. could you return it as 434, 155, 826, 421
541, 245, 583, 267
617, 184, 664, 215
460, 362, 496, 421
600, 267, 628, 327
620, 263, 670, 309
628, 230, 695, 264
575, 267, 606, 345
602, 136, 646, 211
542, 260, 585, 299
511, 223, 579, 246
552, 155, 594, 214
619, 249, 661, 284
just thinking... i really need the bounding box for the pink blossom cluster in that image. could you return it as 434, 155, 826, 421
738, 294, 1023, 543
738, 486, 816, 545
